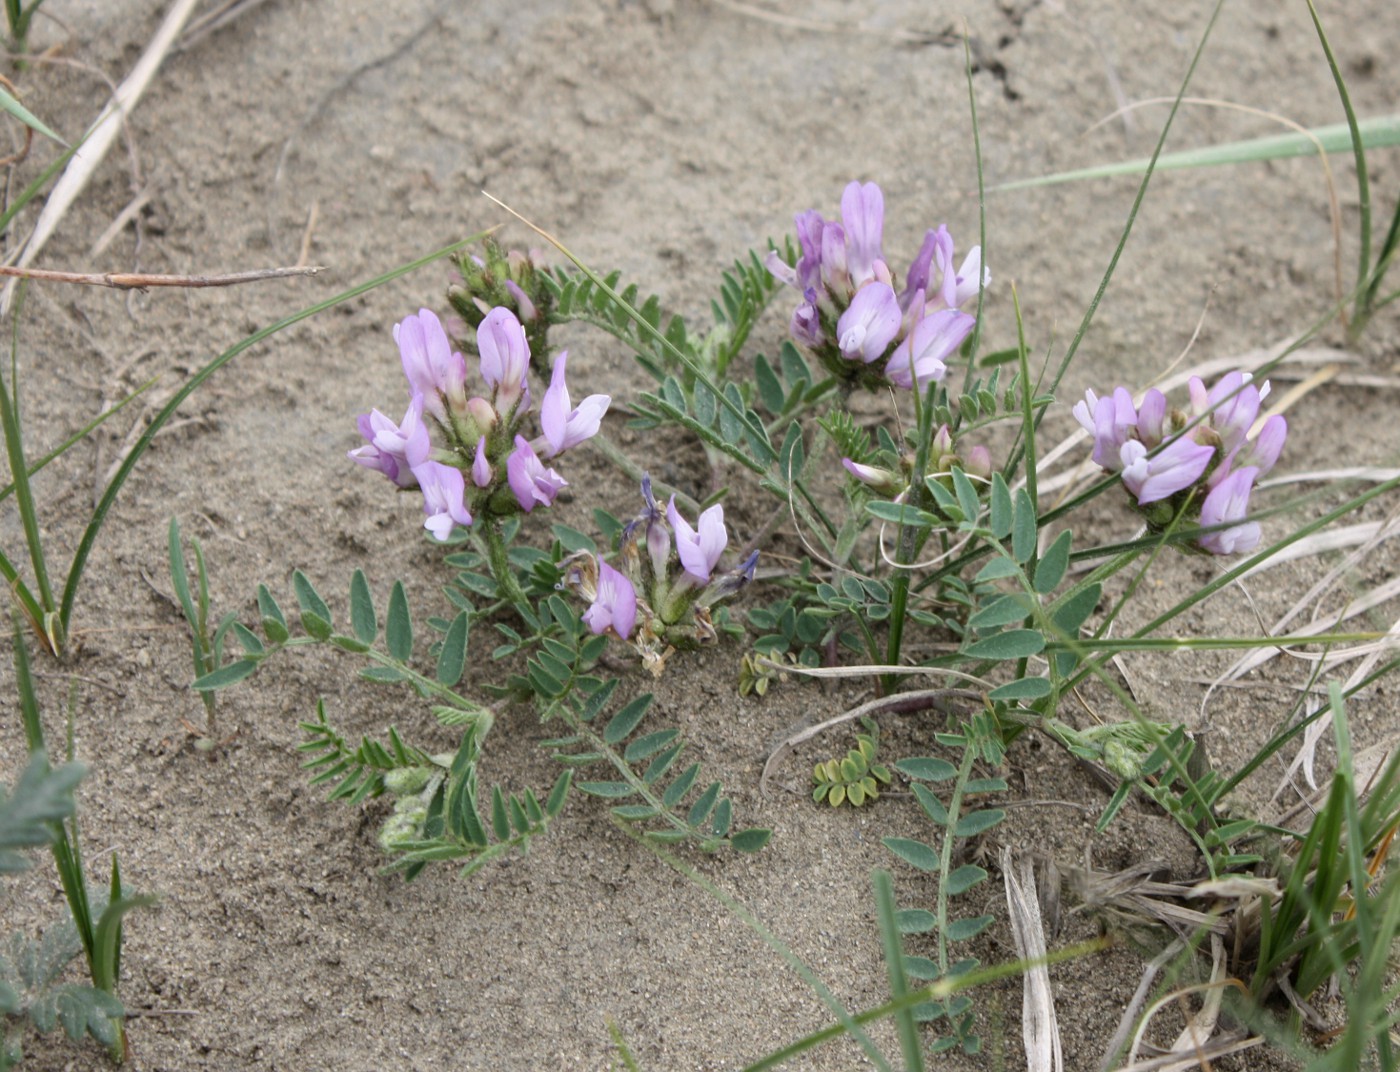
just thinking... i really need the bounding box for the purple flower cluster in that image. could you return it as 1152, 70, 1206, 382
350, 306, 609, 541
562, 476, 758, 673
767, 181, 987, 392
1074, 371, 1286, 554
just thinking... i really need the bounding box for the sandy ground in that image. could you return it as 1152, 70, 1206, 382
1, 0, 1398, 1069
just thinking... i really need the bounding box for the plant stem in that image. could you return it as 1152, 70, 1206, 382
480, 518, 528, 607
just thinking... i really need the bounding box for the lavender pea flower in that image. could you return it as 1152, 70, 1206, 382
412, 460, 473, 541
836, 282, 902, 363
397, 309, 467, 423
1119, 436, 1215, 505
506, 435, 567, 513
583, 558, 638, 640
471, 436, 492, 488
840, 181, 888, 289
1198, 467, 1261, 555
884, 308, 973, 390
667, 496, 728, 585
477, 306, 532, 413
540, 351, 610, 456
1073, 387, 1138, 471
349, 392, 431, 487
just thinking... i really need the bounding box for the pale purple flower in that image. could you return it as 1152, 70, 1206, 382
790, 290, 823, 348
1136, 389, 1167, 447
396, 309, 467, 423
1205, 371, 1266, 454
1198, 467, 1261, 555
939, 244, 988, 310
667, 496, 728, 585
1073, 387, 1138, 470
841, 181, 887, 289
539, 351, 610, 456
1241, 414, 1287, 477
843, 457, 891, 486
477, 306, 532, 412
1119, 437, 1215, 505
884, 308, 973, 390
412, 460, 473, 541
836, 282, 902, 363
349, 392, 431, 487
471, 436, 492, 488
820, 222, 849, 292
793, 209, 826, 290
900, 227, 950, 314
964, 445, 992, 479
506, 435, 567, 513
503, 280, 538, 323
583, 558, 637, 640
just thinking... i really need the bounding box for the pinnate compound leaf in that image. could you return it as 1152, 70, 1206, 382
1011, 488, 1037, 563
436, 611, 470, 685
964, 629, 1045, 661
968, 594, 1033, 631
897, 757, 957, 782
662, 763, 701, 808
1033, 529, 1072, 594
974, 557, 1022, 583
945, 915, 996, 941
545, 771, 572, 817
257, 584, 289, 644
952, 468, 980, 525
989, 473, 1013, 538
954, 809, 1006, 838
988, 677, 1052, 702
349, 569, 377, 643
729, 827, 771, 853
883, 836, 940, 871
911, 783, 949, 825
604, 695, 653, 745
687, 781, 722, 827
292, 570, 332, 639
624, 729, 679, 762
386, 581, 413, 662
192, 659, 257, 691
897, 909, 938, 934
945, 864, 989, 895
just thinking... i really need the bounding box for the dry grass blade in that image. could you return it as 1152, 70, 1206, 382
0, 0, 202, 315
1002, 848, 1063, 1072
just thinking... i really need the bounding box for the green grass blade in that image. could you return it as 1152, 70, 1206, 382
989, 114, 1400, 192
873, 869, 925, 1072
0, 374, 158, 506
57, 233, 490, 637
1, 283, 57, 632
0, 83, 64, 143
